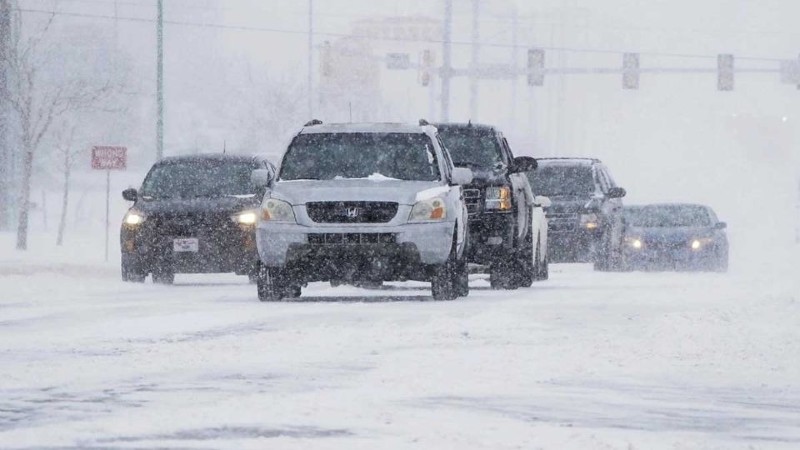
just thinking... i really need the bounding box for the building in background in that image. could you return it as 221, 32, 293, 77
318, 15, 441, 123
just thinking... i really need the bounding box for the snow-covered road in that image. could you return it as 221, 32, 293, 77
1, 241, 799, 449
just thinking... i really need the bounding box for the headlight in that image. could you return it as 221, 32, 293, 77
261, 199, 296, 223
485, 186, 512, 211
123, 210, 145, 226
231, 210, 258, 225
409, 197, 447, 222
580, 213, 599, 230
625, 236, 643, 249
691, 238, 713, 251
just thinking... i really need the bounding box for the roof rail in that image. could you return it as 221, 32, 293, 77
418, 119, 430, 126
304, 119, 323, 127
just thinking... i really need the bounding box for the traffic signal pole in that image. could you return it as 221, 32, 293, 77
440, 0, 452, 122
156, 0, 164, 161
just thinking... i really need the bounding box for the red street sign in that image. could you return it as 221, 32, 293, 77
91, 146, 127, 170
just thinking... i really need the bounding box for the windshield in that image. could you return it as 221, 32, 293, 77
279, 133, 440, 181
140, 160, 256, 199
626, 205, 713, 227
437, 128, 503, 168
529, 164, 595, 196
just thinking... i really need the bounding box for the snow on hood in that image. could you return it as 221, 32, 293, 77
271, 179, 444, 205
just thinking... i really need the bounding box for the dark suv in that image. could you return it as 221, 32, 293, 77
529, 158, 626, 271
120, 154, 276, 284
435, 123, 547, 288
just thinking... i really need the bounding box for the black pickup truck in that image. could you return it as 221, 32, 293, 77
435, 123, 549, 288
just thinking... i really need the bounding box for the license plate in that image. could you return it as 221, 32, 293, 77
173, 238, 199, 252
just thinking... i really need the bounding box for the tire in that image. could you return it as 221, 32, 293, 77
593, 228, 622, 272
490, 261, 518, 290
152, 267, 174, 285
517, 228, 535, 288
257, 266, 289, 302
454, 256, 469, 297
432, 242, 460, 301
121, 262, 146, 283
533, 238, 550, 281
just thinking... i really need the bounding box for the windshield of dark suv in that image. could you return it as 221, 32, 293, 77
625, 205, 713, 228
140, 160, 257, 199
530, 164, 596, 196
436, 127, 503, 168
279, 133, 440, 181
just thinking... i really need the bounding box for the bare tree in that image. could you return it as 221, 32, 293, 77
51, 122, 81, 246
1, 8, 115, 250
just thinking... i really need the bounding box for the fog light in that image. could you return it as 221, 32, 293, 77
632, 239, 642, 249
691, 239, 701, 250
585, 222, 598, 230
487, 237, 503, 245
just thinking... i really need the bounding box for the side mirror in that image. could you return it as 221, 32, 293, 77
122, 188, 137, 202
451, 167, 473, 186
251, 169, 273, 188
715, 221, 727, 230
606, 187, 626, 199
533, 195, 552, 208
510, 156, 537, 174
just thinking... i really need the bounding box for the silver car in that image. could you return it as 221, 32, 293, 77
253, 121, 474, 301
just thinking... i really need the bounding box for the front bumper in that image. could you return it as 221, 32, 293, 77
257, 221, 454, 268
548, 228, 603, 263
466, 213, 516, 265
120, 225, 259, 274
624, 245, 720, 270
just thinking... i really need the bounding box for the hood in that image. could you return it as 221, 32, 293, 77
133, 195, 260, 216
462, 166, 509, 188
271, 179, 444, 205
545, 195, 600, 215
627, 226, 714, 243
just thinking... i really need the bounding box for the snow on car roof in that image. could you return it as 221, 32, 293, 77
299, 122, 429, 135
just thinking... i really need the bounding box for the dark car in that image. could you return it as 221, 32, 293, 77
622, 204, 729, 272
120, 154, 276, 284
435, 122, 548, 289
529, 158, 626, 271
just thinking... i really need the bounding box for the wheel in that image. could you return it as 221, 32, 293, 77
285, 285, 303, 298
257, 266, 289, 302
533, 237, 549, 281
517, 228, 535, 288
432, 242, 460, 301
593, 228, 622, 272
713, 248, 729, 273
490, 261, 518, 290
454, 256, 469, 297
152, 267, 174, 285
121, 261, 146, 283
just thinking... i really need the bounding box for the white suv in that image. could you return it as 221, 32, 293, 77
253, 121, 474, 301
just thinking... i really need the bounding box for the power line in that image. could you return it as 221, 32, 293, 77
12, 7, 793, 63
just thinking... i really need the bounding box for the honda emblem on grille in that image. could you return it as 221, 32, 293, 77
345, 207, 360, 218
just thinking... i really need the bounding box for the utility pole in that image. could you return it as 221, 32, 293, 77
440, 0, 452, 122
307, 0, 313, 118
469, 0, 479, 121
510, 8, 519, 129
156, 0, 164, 161
0, 0, 10, 230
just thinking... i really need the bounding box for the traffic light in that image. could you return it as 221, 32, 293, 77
527, 48, 545, 86
718, 54, 734, 91
622, 53, 639, 90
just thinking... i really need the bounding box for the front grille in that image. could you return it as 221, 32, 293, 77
149, 213, 234, 237
306, 202, 398, 224
547, 213, 578, 232
463, 188, 482, 216
307, 233, 396, 245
